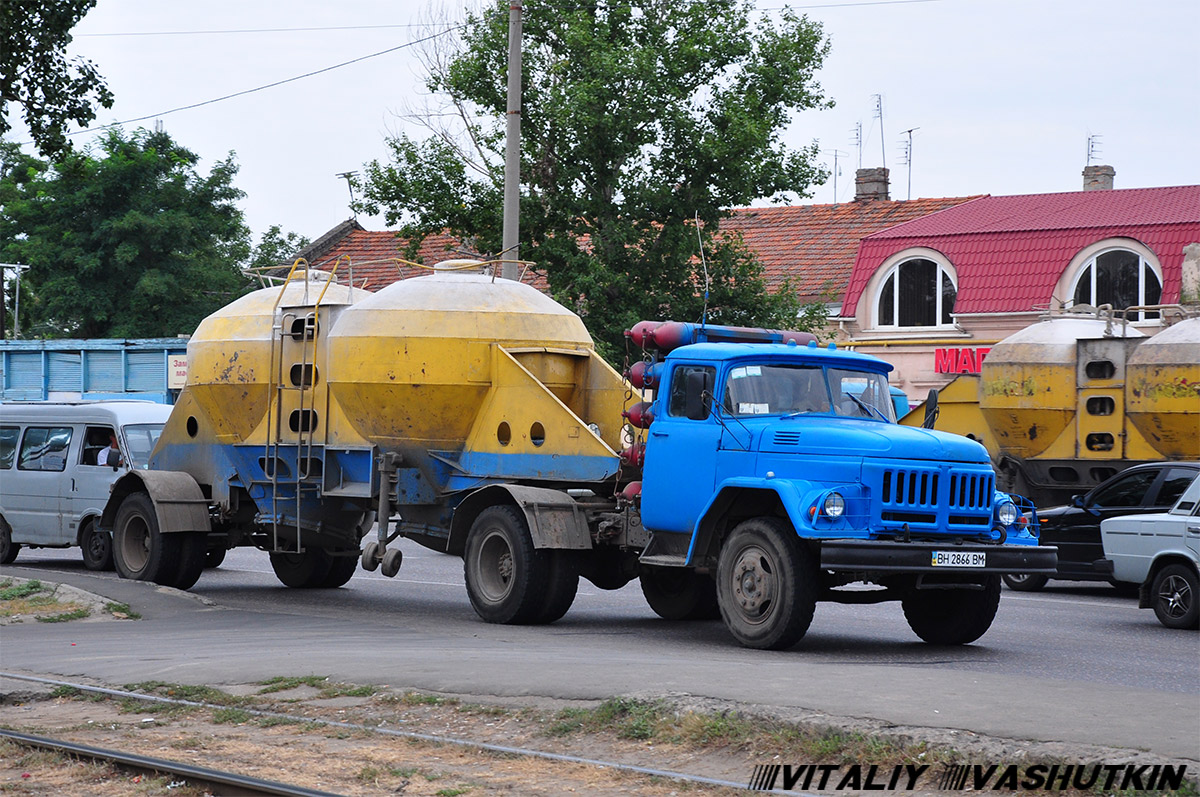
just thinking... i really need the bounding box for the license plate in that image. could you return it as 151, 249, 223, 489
931, 550, 986, 568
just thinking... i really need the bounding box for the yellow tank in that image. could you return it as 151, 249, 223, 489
183, 274, 368, 444
979, 318, 1144, 459
1126, 317, 1200, 458
324, 272, 628, 459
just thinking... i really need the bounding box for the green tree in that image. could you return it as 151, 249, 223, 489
1, 0, 113, 159
0, 128, 253, 338
357, 0, 831, 358
246, 225, 312, 275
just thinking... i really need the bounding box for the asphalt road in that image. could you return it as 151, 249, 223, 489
3, 541, 1198, 762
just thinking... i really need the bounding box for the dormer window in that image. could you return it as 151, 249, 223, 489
875, 257, 957, 328
1069, 248, 1162, 321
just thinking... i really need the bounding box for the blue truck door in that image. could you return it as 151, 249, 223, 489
640, 365, 720, 534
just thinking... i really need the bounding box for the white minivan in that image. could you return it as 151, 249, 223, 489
0, 401, 173, 569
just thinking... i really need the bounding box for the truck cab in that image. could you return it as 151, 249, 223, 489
636, 338, 1056, 649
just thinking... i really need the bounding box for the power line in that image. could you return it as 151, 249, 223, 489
59, 26, 463, 139
78, 22, 437, 37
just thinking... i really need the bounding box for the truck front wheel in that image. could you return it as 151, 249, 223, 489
114, 493, 182, 585
464, 506, 556, 624
640, 567, 720, 621
716, 518, 817, 650
902, 575, 1001, 644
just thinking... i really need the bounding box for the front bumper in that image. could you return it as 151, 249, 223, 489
819, 539, 1058, 574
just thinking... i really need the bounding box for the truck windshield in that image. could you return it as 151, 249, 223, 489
723, 364, 895, 422
122, 423, 166, 470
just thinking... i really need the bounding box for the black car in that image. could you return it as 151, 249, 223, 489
1004, 462, 1200, 592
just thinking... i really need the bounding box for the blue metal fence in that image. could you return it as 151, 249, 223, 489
0, 339, 187, 404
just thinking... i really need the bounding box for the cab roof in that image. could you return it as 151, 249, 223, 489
664, 341, 893, 374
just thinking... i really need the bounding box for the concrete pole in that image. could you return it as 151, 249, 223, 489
500, 2, 523, 281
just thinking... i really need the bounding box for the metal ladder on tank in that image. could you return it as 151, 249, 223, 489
261, 258, 346, 553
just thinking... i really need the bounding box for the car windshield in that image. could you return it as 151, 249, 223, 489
121, 423, 165, 470
722, 364, 895, 422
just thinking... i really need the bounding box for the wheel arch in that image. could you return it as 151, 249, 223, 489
690, 482, 805, 567
101, 470, 212, 535
1141, 553, 1200, 608
74, 512, 102, 546
447, 484, 591, 556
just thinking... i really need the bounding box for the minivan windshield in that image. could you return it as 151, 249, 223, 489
723, 364, 896, 422
122, 423, 166, 469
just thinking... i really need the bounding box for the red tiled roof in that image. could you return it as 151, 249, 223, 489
722, 196, 981, 303
842, 186, 1200, 316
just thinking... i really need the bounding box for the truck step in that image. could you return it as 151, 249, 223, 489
638, 554, 689, 568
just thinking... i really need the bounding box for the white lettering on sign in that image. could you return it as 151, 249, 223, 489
168, 355, 188, 389
934, 347, 991, 375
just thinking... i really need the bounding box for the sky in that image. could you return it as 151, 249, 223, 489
17, 0, 1200, 245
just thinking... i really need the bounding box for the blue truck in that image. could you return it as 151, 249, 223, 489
89, 270, 1054, 650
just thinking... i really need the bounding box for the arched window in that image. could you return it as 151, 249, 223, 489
875, 258, 957, 328
1070, 248, 1162, 321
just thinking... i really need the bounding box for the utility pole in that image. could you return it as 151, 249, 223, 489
336, 171, 359, 220
500, 2, 523, 281
0, 263, 30, 339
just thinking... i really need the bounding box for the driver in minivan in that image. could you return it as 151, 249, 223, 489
99, 434, 122, 468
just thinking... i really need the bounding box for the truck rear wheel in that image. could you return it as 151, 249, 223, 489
318, 551, 360, 589
113, 493, 182, 585
464, 506, 551, 624
80, 523, 113, 571
534, 551, 579, 624
902, 575, 1001, 645
716, 518, 817, 650
640, 567, 720, 621
270, 549, 334, 588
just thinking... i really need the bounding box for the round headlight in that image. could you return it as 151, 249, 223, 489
822, 492, 846, 518
997, 500, 1019, 526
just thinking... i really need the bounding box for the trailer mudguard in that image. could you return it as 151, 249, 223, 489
101, 470, 211, 535
448, 484, 592, 555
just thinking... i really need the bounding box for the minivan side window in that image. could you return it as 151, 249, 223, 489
18, 426, 73, 472
0, 426, 18, 469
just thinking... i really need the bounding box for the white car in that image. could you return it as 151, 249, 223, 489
1101, 476, 1200, 629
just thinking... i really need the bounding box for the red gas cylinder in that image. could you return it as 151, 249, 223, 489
622, 401, 654, 428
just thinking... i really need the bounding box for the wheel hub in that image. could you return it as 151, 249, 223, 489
1159, 575, 1190, 618
732, 548, 775, 617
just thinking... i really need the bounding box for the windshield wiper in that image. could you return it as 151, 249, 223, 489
844, 391, 889, 422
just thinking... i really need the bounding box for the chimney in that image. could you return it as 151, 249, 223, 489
1082, 164, 1115, 191
855, 167, 890, 201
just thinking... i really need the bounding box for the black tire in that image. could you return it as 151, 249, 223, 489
1150, 564, 1199, 630
113, 493, 183, 584
0, 517, 18, 565
1001, 572, 1048, 592
903, 575, 1002, 645
463, 506, 550, 624
205, 547, 227, 569
80, 523, 114, 571
640, 566, 720, 621
716, 518, 817, 650
533, 551, 579, 624
318, 551, 359, 588
166, 532, 207, 591
269, 548, 334, 588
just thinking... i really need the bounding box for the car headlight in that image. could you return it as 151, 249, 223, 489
997, 500, 1019, 526
822, 492, 846, 518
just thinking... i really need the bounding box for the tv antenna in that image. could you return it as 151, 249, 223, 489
336, 171, 359, 219
826, 149, 847, 203
1086, 134, 1102, 166
900, 127, 919, 200
873, 94, 886, 169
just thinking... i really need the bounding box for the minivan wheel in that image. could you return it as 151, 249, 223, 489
0, 518, 18, 565
80, 524, 114, 571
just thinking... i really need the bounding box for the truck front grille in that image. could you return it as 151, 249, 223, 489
873, 464, 993, 532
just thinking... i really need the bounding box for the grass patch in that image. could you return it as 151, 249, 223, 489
435, 788, 471, 796
381, 691, 462, 708
123, 681, 254, 707
37, 607, 90, 623
0, 579, 43, 600
105, 601, 140, 619
256, 715, 302, 728
548, 697, 665, 740
211, 707, 252, 725
255, 675, 379, 699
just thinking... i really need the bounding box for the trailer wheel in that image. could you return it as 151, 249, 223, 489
464, 506, 549, 624
166, 533, 207, 591
113, 493, 182, 584
0, 517, 18, 565
205, 547, 227, 569
716, 518, 817, 650
318, 550, 360, 588
533, 551, 579, 624
1150, 564, 1198, 629
80, 522, 113, 571
902, 575, 1001, 645
269, 549, 334, 588
640, 567, 720, 621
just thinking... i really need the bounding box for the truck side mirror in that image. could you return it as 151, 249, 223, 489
684, 369, 712, 421
921, 389, 939, 429
106, 449, 121, 469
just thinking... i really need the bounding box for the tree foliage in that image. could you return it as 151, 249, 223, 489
0, 129, 253, 338
1, 0, 113, 159
357, 0, 831, 357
